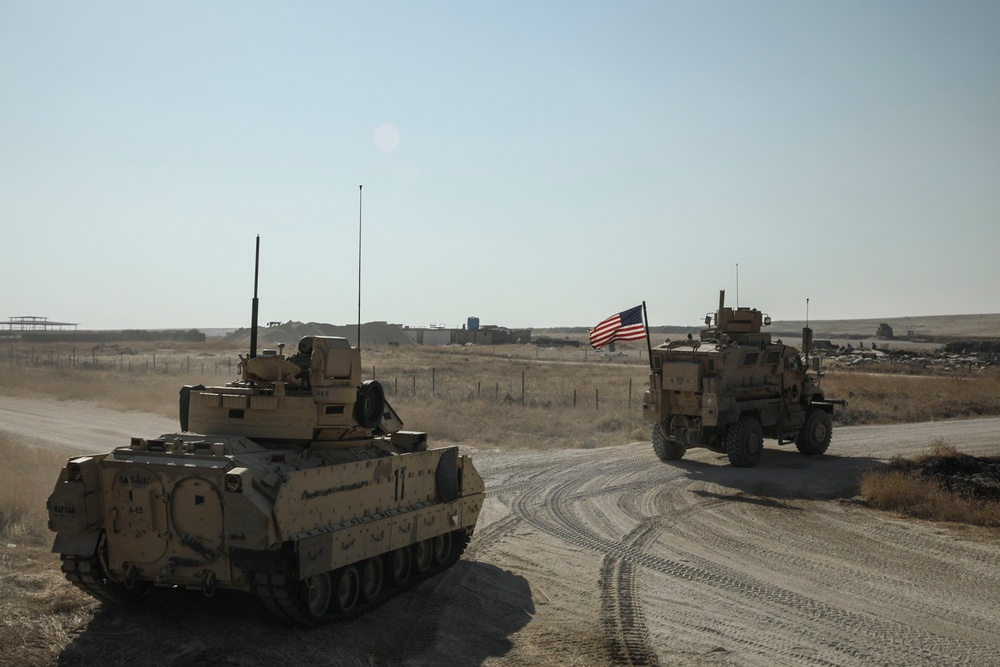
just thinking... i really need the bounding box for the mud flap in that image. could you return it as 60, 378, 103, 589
435, 448, 460, 502
53, 530, 100, 557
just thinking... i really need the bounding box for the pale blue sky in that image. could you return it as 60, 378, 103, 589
2, 1, 998, 330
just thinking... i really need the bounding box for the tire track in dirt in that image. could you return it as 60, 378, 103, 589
510, 460, 661, 665
504, 446, 998, 666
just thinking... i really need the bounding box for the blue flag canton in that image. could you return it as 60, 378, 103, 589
619, 306, 643, 327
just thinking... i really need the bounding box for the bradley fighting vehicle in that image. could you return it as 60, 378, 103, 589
47, 242, 484, 625
642, 290, 845, 467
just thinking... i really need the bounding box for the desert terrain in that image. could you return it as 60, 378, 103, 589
1, 314, 999, 666
2, 396, 999, 666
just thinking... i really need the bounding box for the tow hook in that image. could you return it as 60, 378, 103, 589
201, 569, 217, 598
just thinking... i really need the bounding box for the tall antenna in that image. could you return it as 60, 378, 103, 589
357, 185, 363, 348
250, 235, 260, 359
736, 262, 739, 307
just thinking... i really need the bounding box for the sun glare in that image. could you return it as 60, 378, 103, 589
374, 123, 400, 152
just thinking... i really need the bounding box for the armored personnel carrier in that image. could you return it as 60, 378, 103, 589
642, 291, 845, 468
47, 244, 484, 625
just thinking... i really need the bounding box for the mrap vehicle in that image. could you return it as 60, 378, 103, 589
642, 291, 845, 467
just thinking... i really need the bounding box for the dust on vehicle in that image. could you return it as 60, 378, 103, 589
642, 290, 845, 467
46, 241, 484, 625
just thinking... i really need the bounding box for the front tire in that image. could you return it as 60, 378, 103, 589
796, 408, 832, 455
652, 422, 685, 461
725, 415, 764, 467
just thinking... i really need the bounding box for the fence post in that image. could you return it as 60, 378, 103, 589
629, 378, 632, 409
432, 368, 436, 394
412, 376, 416, 396
595, 387, 599, 410
477, 381, 481, 399
573, 389, 577, 408
521, 371, 525, 406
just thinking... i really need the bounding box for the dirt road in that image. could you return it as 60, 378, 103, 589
4, 396, 999, 666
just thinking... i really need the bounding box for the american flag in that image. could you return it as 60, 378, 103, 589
589, 305, 646, 350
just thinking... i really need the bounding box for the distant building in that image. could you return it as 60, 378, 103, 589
876, 323, 895, 339
403, 323, 531, 346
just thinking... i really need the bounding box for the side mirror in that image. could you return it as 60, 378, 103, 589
763, 315, 771, 326
811, 356, 820, 372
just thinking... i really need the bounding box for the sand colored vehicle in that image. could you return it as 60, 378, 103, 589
642, 291, 845, 467
46, 243, 483, 625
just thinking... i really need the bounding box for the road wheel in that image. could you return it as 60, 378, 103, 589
386, 547, 411, 586
359, 557, 383, 603
413, 539, 434, 574
300, 571, 333, 619
725, 415, 764, 467
330, 566, 360, 615
796, 408, 832, 455
432, 532, 453, 565
652, 422, 685, 461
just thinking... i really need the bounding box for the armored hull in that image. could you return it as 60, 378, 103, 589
48, 335, 484, 624
642, 291, 845, 467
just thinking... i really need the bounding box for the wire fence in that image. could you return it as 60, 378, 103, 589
6, 346, 649, 411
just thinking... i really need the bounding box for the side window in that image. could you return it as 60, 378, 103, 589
742, 352, 759, 366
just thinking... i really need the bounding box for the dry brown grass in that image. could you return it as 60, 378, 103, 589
3, 340, 1000, 451
860, 441, 1000, 527
0, 432, 97, 667
821, 367, 1000, 426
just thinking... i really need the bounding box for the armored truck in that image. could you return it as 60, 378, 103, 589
642, 291, 844, 467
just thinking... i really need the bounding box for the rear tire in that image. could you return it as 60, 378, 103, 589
725, 415, 764, 467
796, 408, 832, 455
652, 422, 685, 461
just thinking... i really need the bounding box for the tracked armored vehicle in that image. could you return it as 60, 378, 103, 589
642, 291, 845, 468
47, 243, 484, 625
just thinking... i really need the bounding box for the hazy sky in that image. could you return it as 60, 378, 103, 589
2, 1, 998, 331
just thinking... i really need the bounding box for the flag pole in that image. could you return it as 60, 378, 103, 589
642, 301, 653, 370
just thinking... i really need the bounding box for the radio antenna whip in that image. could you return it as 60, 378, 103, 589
736, 262, 739, 308
250, 235, 260, 359
357, 185, 363, 348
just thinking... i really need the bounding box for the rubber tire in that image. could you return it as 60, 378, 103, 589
652, 422, 685, 461
796, 408, 832, 456
725, 415, 764, 468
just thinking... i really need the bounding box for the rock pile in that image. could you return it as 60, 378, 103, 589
826, 344, 996, 372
